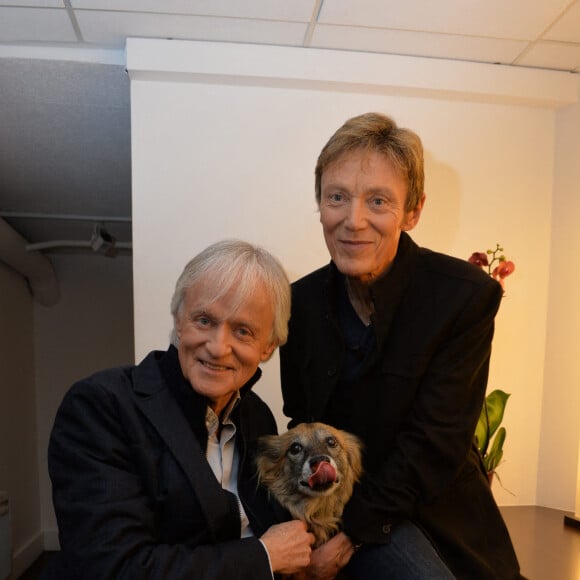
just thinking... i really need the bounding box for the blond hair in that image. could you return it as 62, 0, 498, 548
315, 112, 424, 211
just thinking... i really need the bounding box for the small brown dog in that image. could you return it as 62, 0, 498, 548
255, 422, 363, 547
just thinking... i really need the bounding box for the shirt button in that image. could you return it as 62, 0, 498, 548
382, 523, 392, 534
327, 367, 336, 377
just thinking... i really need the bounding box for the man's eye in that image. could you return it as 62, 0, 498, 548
288, 442, 303, 455
371, 197, 385, 206
325, 192, 344, 203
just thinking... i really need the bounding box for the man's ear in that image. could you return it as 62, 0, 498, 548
174, 313, 183, 339
260, 342, 277, 362
402, 194, 426, 231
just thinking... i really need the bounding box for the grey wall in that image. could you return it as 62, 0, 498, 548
34, 253, 134, 546
0, 261, 40, 574
0, 252, 134, 576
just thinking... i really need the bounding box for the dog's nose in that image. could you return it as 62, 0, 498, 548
307, 456, 338, 488
309, 455, 331, 470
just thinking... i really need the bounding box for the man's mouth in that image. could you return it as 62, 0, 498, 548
341, 240, 370, 248
200, 360, 231, 371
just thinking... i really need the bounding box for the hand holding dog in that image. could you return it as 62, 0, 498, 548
292, 532, 355, 580
261, 520, 315, 574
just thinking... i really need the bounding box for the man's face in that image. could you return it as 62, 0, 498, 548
175, 281, 275, 417
319, 149, 424, 284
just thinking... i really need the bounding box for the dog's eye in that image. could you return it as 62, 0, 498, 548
288, 442, 303, 455
326, 437, 338, 448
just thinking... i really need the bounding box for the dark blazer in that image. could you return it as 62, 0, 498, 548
44, 347, 283, 580
280, 233, 521, 579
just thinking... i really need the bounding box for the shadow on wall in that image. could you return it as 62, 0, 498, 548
414, 151, 462, 251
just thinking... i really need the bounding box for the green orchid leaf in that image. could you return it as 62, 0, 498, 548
475, 411, 490, 456
475, 389, 510, 459
483, 389, 510, 439
484, 427, 506, 472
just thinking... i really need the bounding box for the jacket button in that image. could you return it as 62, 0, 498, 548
382, 523, 392, 534
327, 367, 336, 377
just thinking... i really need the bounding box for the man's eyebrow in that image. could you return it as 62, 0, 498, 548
231, 316, 256, 329
189, 307, 213, 319
322, 179, 348, 189
366, 186, 396, 197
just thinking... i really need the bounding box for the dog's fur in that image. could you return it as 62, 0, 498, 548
255, 422, 363, 547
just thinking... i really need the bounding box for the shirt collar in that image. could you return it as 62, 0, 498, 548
205, 390, 241, 435
325, 232, 419, 352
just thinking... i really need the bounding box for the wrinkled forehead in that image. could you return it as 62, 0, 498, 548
326, 147, 406, 179
182, 274, 243, 313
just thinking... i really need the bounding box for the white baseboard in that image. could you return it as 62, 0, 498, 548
5, 529, 60, 580
9, 531, 43, 579
43, 529, 60, 551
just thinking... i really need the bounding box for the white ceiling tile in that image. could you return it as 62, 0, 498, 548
545, 1, 580, 42
0, 1, 61, 5
516, 40, 580, 71
319, 0, 572, 40
75, 11, 308, 47
311, 24, 529, 65
0, 7, 77, 43
70, 0, 316, 21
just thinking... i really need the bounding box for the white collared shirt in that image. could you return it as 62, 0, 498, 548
205, 393, 252, 538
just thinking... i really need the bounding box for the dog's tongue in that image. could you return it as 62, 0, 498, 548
308, 461, 337, 488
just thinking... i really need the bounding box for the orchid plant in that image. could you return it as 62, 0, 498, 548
468, 243, 515, 292
468, 244, 515, 482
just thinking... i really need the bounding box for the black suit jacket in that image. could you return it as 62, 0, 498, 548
280, 233, 521, 579
45, 347, 283, 580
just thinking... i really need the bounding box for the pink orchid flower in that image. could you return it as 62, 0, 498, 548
468, 252, 489, 267
492, 260, 515, 289
468, 244, 515, 294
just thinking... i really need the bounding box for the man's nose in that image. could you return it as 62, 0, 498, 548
344, 199, 367, 229
206, 325, 232, 356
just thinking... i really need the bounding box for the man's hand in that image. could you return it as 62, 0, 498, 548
292, 532, 355, 580
261, 520, 316, 574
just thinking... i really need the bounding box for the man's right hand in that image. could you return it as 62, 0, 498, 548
261, 520, 315, 574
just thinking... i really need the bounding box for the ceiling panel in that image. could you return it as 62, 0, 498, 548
76, 10, 308, 47
0, 7, 77, 43
311, 25, 529, 65
0, 0, 62, 6
70, 0, 317, 21
517, 40, 580, 70
545, 2, 580, 42
0, 59, 131, 246
318, 0, 573, 40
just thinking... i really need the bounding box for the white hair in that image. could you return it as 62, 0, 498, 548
169, 239, 291, 351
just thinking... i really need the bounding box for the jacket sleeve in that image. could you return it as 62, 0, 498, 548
47, 378, 274, 580
342, 278, 503, 543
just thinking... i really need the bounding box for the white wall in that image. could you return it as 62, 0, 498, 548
128, 39, 580, 510
537, 102, 580, 510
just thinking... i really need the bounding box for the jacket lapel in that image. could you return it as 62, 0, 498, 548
129, 351, 235, 541
369, 232, 418, 354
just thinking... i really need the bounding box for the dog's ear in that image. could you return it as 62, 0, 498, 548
255, 434, 287, 488
255, 434, 284, 462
